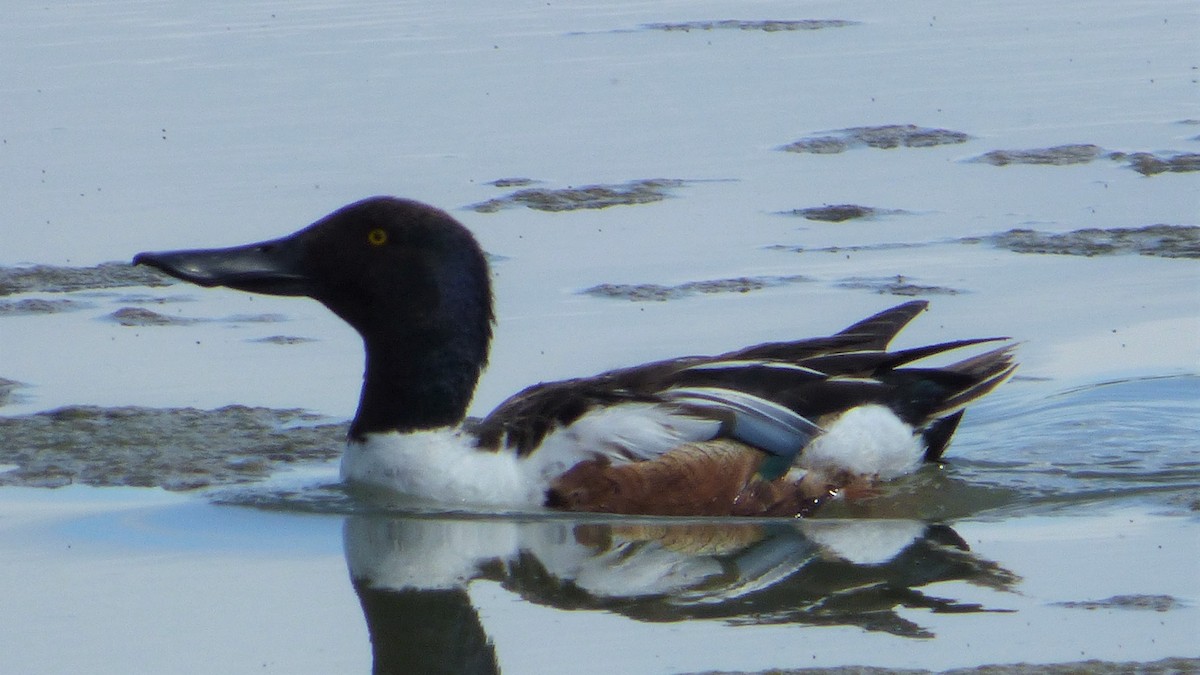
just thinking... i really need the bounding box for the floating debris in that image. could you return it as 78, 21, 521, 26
780, 125, 972, 154
1053, 594, 1184, 612
470, 179, 686, 213
582, 274, 811, 301
977, 225, 1199, 259
1109, 151, 1200, 176
783, 204, 908, 222
643, 19, 858, 32
0, 262, 171, 297
836, 275, 962, 297
0, 297, 94, 316
970, 144, 1105, 166
0, 404, 345, 491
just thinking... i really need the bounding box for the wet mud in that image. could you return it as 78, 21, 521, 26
976, 225, 1199, 259
642, 20, 858, 32
780, 125, 971, 154
582, 274, 811, 301
0, 297, 95, 316
469, 179, 687, 213
784, 204, 908, 222
969, 144, 1200, 176
970, 144, 1106, 166
0, 377, 25, 408
0, 404, 345, 491
693, 657, 1200, 675
105, 307, 290, 327
0, 262, 171, 297
1110, 151, 1200, 176
1052, 594, 1184, 612
835, 275, 962, 297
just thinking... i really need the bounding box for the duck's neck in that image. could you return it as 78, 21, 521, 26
349, 333, 486, 441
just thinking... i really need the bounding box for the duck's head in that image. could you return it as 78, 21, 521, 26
135, 196, 494, 434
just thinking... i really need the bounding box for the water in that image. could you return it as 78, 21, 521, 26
2, 1, 1198, 672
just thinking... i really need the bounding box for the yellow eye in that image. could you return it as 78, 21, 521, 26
367, 228, 388, 246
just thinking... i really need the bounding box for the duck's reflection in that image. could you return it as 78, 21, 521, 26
345, 516, 1017, 674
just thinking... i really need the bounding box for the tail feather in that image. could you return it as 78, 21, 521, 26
927, 344, 1019, 419
835, 300, 928, 349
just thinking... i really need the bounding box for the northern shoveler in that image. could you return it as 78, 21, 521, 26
134, 196, 1015, 516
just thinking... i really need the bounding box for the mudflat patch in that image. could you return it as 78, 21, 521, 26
642, 19, 858, 32
0, 262, 171, 297
976, 225, 1199, 259
0, 404, 345, 491
0, 297, 94, 316
970, 144, 1106, 166
783, 204, 909, 222
836, 275, 963, 297
469, 179, 687, 213
582, 274, 811, 301
780, 125, 971, 154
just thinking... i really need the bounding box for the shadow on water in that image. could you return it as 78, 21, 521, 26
344, 516, 1018, 674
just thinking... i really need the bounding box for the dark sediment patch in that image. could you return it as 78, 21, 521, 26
0, 297, 95, 316
974, 225, 1199, 259
470, 179, 686, 213
687, 657, 1200, 674
780, 125, 972, 154
766, 242, 929, 254
0, 377, 25, 408
486, 177, 537, 188
836, 275, 963, 297
250, 335, 317, 345
1109, 151, 1200, 176
106, 308, 292, 327
970, 144, 1105, 166
0, 404, 345, 491
642, 19, 858, 32
582, 274, 811, 301
783, 204, 908, 222
1052, 594, 1185, 612
106, 307, 200, 326
0, 262, 172, 297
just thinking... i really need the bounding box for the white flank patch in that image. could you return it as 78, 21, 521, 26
528, 402, 721, 481
798, 405, 923, 480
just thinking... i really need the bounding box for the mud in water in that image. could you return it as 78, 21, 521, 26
641, 19, 858, 32
0, 262, 172, 297
469, 179, 687, 213
783, 204, 908, 222
582, 274, 811, 301
0, 404, 345, 491
968, 144, 1200, 176
975, 225, 1199, 259
780, 125, 972, 154
1109, 151, 1200, 176
835, 275, 963, 297
249, 335, 318, 345
689, 657, 1200, 675
104, 307, 291, 327
0, 377, 24, 408
0, 297, 95, 316
1052, 594, 1185, 613
970, 144, 1106, 166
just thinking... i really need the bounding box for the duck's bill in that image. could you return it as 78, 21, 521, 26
133, 236, 313, 297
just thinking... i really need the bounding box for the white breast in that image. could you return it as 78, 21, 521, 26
341, 429, 545, 508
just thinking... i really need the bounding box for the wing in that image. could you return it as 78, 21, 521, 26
472, 301, 1015, 475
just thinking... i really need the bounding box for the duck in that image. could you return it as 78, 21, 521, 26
134, 196, 1016, 516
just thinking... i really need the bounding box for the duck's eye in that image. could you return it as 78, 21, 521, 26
367, 228, 388, 246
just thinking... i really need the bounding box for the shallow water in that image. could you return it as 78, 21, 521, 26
2, 0, 1198, 673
